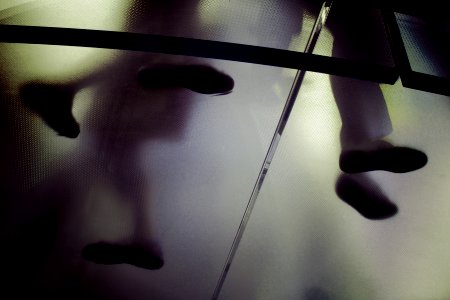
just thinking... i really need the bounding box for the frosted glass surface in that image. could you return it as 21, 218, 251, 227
0, 42, 296, 299
4, 2, 450, 299
313, 6, 394, 68
0, 0, 321, 51
396, 13, 450, 78
219, 71, 450, 300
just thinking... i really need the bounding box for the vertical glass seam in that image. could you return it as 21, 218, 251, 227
210, 1, 333, 299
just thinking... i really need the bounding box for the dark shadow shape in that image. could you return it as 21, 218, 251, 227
0, 24, 399, 84
304, 286, 331, 300
20, 82, 80, 138
335, 174, 398, 220
327, 5, 395, 152
340, 146, 427, 173
82, 242, 164, 270
18, 64, 234, 140
1, 205, 60, 297
138, 64, 234, 95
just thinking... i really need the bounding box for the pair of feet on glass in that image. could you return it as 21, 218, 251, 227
20, 64, 234, 138
336, 141, 427, 220
80, 65, 234, 270
20, 64, 234, 270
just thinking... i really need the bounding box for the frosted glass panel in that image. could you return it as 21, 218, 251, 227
219, 71, 450, 300
396, 13, 450, 78
313, 5, 394, 68
4, 1, 450, 300
0, 42, 296, 299
0, 0, 321, 51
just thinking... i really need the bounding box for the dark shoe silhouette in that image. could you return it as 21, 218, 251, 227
340, 147, 427, 173
335, 174, 398, 220
82, 242, 164, 270
20, 82, 80, 138
138, 64, 234, 95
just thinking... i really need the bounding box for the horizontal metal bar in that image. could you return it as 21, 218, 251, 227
403, 71, 450, 96
0, 24, 398, 84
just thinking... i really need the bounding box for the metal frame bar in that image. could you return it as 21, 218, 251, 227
0, 24, 398, 84
382, 10, 450, 96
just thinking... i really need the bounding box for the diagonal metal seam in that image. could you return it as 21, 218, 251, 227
210, 1, 333, 299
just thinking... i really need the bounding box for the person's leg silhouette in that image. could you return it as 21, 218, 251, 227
327, 4, 427, 219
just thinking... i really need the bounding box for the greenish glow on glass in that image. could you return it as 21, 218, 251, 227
0, 0, 34, 12
1, 0, 133, 31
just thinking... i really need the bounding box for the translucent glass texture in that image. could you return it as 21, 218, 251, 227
313, 6, 395, 68
396, 12, 450, 78
0, 0, 321, 51
2, 1, 450, 300
220, 71, 450, 300
0, 43, 297, 299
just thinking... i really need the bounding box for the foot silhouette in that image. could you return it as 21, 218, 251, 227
340, 146, 427, 173
335, 174, 398, 220
138, 64, 234, 95
20, 82, 80, 138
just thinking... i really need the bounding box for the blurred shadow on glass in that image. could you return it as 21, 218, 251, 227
303, 286, 331, 300
18, 63, 233, 269
335, 173, 397, 220
77, 60, 233, 270
9, 0, 238, 273
20, 82, 80, 138
328, 3, 427, 219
